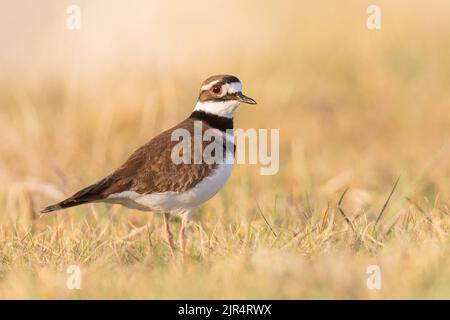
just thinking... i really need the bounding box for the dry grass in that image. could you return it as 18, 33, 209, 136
0, 0, 449, 299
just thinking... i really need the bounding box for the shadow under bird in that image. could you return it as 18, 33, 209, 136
41, 74, 256, 255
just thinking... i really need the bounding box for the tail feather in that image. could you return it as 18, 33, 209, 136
40, 176, 112, 214
40, 198, 90, 213
40, 203, 62, 213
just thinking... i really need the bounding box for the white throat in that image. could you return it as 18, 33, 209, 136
193, 100, 240, 118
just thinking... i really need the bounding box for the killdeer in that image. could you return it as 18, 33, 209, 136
41, 74, 256, 255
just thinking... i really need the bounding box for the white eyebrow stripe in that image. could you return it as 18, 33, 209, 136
201, 80, 220, 91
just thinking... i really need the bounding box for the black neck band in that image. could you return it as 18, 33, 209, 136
189, 111, 233, 132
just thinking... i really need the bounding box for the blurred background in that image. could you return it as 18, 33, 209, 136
0, 0, 449, 299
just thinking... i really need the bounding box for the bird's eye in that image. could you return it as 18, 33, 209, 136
211, 85, 222, 94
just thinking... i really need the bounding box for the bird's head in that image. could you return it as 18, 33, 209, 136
193, 75, 256, 118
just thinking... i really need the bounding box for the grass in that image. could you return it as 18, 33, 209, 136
0, 0, 449, 299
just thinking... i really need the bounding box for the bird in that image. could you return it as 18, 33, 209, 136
41, 74, 256, 255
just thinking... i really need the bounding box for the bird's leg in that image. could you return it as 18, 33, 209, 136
163, 213, 175, 257
179, 219, 186, 255
179, 209, 192, 258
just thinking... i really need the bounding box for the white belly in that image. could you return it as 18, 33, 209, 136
106, 155, 234, 213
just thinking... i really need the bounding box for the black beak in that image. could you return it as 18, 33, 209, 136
236, 92, 257, 104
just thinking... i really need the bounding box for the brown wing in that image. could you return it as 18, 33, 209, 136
101, 118, 217, 195
41, 118, 217, 213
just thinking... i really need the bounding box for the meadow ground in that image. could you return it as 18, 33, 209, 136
0, 1, 449, 299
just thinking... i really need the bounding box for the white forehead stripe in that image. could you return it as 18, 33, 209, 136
226, 82, 242, 94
